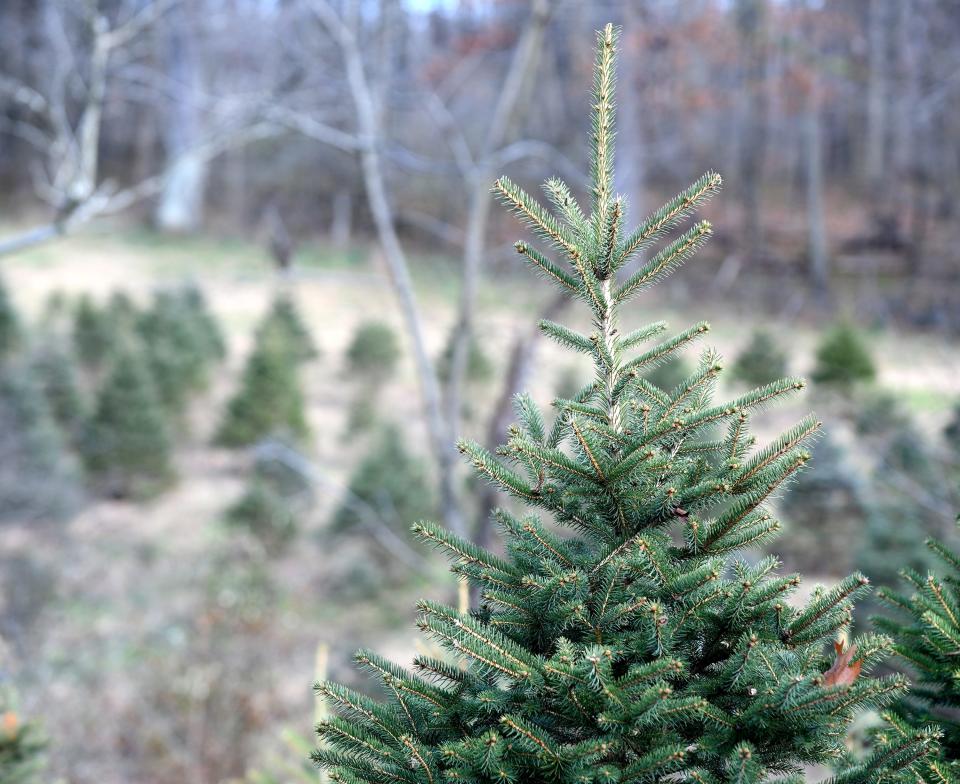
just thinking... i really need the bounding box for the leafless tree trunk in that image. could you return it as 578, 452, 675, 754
330, 189, 352, 249
155, 3, 209, 232
865, 0, 889, 193
443, 0, 551, 471
803, 68, 830, 304
309, 0, 468, 538
735, 0, 768, 262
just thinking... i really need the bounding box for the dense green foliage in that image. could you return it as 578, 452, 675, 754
945, 403, 960, 455
0, 691, 47, 784
313, 26, 933, 784
258, 294, 317, 363
732, 330, 788, 388
216, 314, 310, 447
138, 287, 224, 412
343, 320, 401, 435
346, 320, 400, 379
0, 273, 21, 359
0, 362, 83, 521
438, 333, 494, 385
29, 341, 87, 438
72, 295, 115, 369
332, 425, 432, 535
779, 436, 868, 575
82, 347, 174, 498
812, 324, 876, 388
873, 527, 960, 781
226, 478, 299, 555
226, 445, 311, 554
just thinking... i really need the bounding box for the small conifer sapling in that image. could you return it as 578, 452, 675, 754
313, 25, 934, 784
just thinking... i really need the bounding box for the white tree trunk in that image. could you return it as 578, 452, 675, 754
154, 5, 207, 233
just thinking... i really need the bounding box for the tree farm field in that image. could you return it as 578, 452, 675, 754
2, 227, 959, 783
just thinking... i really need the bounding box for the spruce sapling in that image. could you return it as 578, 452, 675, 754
313, 25, 934, 784
82, 347, 174, 498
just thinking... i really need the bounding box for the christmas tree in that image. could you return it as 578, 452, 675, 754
0, 690, 47, 784
216, 316, 309, 447
346, 320, 400, 380
332, 424, 433, 536
0, 273, 21, 359
872, 524, 960, 781
257, 294, 317, 364
72, 295, 115, 370
181, 283, 227, 363
29, 341, 88, 438
82, 346, 174, 498
313, 26, 933, 784
344, 320, 401, 435
0, 362, 83, 522
811, 324, 876, 388
732, 330, 788, 388
137, 288, 222, 413
225, 446, 311, 555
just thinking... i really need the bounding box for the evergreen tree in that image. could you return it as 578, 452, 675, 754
332, 424, 433, 535
642, 354, 691, 394
216, 319, 309, 447
225, 444, 311, 555
732, 330, 788, 388
944, 402, 960, 456
72, 295, 114, 369
137, 288, 221, 413
257, 294, 317, 364
226, 478, 299, 555
0, 273, 21, 360
82, 347, 174, 498
812, 324, 876, 388
313, 26, 932, 784
29, 341, 87, 437
0, 690, 47, 784
346, 320, 400, 380
106, 290, 139, 332
181, 283, 227, 362
0, 362, 83, 522
438, 333, 494, 385
873, 524, 960, 781
778, 435, 868, 575
344, 320, 401, 435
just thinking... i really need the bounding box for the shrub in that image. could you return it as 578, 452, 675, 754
29, 341, 87, 438
345, 320, 400, 379
732, 329, 788, 387
72, 295, 114, 369
0, 363, 83, 522
855, 389, 912, 437
0, 273, 21, 360
82, 347, 174, 498
256, 295, 317, 363
216, 323, 309, 447
138, 288, 222, 412
812, 323, 876, 387
331, 425, 432, 535
0, 689, 47, 784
